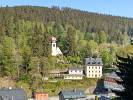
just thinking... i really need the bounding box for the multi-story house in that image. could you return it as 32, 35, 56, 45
85, 57, 103, 78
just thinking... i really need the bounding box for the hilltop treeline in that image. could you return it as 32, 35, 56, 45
0, 6, 132, 96
1, 6, 133, 34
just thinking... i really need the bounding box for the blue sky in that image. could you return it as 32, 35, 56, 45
1, 0, 133, 18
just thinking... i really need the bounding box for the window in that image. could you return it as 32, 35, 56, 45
88, 62, 90, 64
95, 75, 97, 77
53, 44, 55, 47
95, 67, 97, 69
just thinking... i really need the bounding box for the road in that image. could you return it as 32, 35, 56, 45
48, 95, 96, 100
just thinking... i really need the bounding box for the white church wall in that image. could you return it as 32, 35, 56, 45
51, 37, 62, 56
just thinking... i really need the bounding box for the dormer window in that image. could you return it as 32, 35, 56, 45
98, 62, 100, 64
92, 61, 96, 64
88, 62, 90, 64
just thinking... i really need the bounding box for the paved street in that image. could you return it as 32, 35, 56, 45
48, 96, 59, 100
48, 95, 96, 100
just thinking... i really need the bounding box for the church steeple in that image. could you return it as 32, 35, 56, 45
51, 36, 63, 56
51, 37, 57, 56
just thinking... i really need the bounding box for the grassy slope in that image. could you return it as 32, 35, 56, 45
43, 78, 98, 96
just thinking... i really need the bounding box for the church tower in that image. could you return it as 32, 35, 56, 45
51, 37, 57, 56
51, 36, 63, 56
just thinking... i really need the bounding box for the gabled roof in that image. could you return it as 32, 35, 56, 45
85, 57, 103, 66
104, 72, 124, 92
0, 88, 27, 100
69, 67, 83, 71
105, 72, 121, 80
59, 89, 86, 99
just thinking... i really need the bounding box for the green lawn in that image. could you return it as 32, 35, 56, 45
43, 78, 98, 96
103, 67, 118, 74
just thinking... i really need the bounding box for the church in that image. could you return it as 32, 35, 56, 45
51, 37, 62, 56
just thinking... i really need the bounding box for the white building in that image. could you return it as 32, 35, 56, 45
64, 67, 84, 80
85, 57, 103, 78
68, 67, 83, 75
51, 37, 62, 56
64, 74, 83, 80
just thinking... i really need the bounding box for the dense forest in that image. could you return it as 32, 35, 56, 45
0, 6, 133, 96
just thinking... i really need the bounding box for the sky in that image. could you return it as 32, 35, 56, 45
1, 0, 133, 18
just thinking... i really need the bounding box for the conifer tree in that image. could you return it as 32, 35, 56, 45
116, 54, 133, 100
116, 42, 133, 100
65, 27, 77, 56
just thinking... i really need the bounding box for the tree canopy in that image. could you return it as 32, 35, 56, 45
116, 44, 133, 100
0, 6, 133, 96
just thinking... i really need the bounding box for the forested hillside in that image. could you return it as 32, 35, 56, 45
0, 6, 133, 96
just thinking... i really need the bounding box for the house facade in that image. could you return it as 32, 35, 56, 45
49, 70, 61, 78
34, 92, 48, 100
63, 67, 84, 80
85, 57, 103, 78
68, 67, 83, 75
59, 89, 86, 100
64, 74, 83, 80
49, 69, 67, 78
